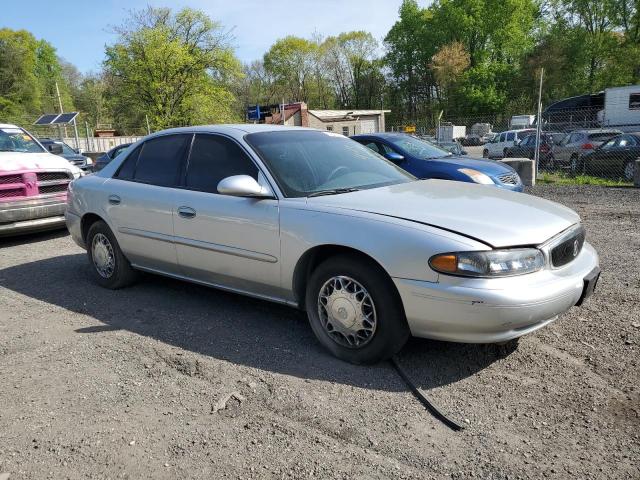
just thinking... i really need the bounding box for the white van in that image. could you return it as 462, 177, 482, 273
483, 129, 536, 159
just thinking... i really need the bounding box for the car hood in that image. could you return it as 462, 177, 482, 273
307, 180, 580, 247
428, 155, 515, 176
0, 152, 81, 174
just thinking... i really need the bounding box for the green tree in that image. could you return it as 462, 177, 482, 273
104, 7, 242, 131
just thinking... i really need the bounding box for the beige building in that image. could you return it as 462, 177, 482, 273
264, 102, 389, 135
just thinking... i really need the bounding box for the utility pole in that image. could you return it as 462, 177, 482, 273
534, 68, 544, 179
54, 81, 66, 139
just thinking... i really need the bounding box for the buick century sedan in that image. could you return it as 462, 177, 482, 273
66, 125, 600, 364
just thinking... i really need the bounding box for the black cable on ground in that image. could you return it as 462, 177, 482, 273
390, 356, 465, 432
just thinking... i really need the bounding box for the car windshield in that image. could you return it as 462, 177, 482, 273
60, 142, 77, 155
245, 130, 414, 198
0, 127, 45, 153
387, 135, 451, 160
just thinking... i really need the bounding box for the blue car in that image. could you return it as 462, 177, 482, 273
351, 133, 524, 192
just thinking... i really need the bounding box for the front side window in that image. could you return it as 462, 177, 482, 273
246, 130, 413, 198
499, 133, 506, 142
506, 132, 515, 141
0, 127, 45, 153
185, 134, 258, 194
629, 93, 640, 110
133, 134, 190, 186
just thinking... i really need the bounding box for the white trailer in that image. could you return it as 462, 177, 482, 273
602, 85, 640, 131
437, 124, 466, 142
510, 115, 535, 130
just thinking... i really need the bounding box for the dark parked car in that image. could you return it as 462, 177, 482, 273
351, 133, 523, 192
39, 138, 92, 171
505, 132, 565, 166
579, 133, 640, 180
436, 141, 468, 155
93, 143, 131, 172
553, 129, 622, 173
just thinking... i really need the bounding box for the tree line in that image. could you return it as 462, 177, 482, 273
1, 1, 639, 134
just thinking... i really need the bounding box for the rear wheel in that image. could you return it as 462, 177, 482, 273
86, 220, 137, 289
305, 255, 410, 364
569, 155, 583, 176
623, 160, 635, 181
483, 149, 489, 158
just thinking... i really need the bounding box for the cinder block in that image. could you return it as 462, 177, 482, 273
499, 158, 535, 187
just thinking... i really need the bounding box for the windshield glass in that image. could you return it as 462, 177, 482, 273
0, 127, 45, 153
387, 135, 451, 160
60, 142, 77, 155
246, 130, 414, 198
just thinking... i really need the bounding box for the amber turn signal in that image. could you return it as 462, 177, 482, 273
430, 254, 458, 273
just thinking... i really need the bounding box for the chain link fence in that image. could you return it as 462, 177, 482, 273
4, 113, 146, 153
388, 107, 638, 184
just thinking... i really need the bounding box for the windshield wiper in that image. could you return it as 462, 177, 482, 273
307, 187, 360, 198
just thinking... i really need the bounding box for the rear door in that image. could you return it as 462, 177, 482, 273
105, 134, 190, 274
172, 134, 282, 297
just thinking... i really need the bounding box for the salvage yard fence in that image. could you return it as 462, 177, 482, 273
388, 107, 640, 184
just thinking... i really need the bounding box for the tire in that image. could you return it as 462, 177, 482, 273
86, 220, 138, 289
483, 149, 489, 158
623, 160, 635, 181
503, 148, 508, 158
569, 155, 583, 176
305, 255, 410, 364
493, 338, 520, 358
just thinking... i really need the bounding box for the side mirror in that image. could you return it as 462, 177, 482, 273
384, 152, 405, 163
76, 148, 84, 154
48, 144, 63, 155
217, 175, 273, 198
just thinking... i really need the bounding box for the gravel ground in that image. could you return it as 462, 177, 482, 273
1, 185, 638, 479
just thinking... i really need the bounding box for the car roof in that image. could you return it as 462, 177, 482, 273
351, 132, 411, 140
148, 124, 319, 138
570, 129, 622, 134
0, 123, 20, 129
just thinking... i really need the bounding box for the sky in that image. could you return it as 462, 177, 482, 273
1, 0, 428, 73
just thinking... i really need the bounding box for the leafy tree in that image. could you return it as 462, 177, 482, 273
104, 7, 242, 131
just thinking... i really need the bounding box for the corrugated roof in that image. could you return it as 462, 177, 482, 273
308, 109, 390, 120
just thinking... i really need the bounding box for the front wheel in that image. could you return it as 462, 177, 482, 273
86, 220, 138, 289
483, 149, 489, 158
305, 255, 410, 364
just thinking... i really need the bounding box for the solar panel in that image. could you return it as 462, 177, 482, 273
34, 114, 60, 125
52, 112, 79, 124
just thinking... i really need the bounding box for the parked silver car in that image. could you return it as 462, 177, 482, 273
65, 125, 600, 364
553, 129, 622, 172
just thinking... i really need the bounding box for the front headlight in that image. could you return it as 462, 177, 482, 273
458, 168, 495, 185
429, 248, 545, 277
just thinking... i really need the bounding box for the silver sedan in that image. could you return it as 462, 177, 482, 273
65, 125, 600, 364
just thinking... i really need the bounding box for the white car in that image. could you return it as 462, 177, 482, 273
0, 123, 83, 236
483, 129, 536, 159
66, 125, 600, 364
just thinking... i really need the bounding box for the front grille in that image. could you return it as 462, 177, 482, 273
551, 226, 586, 267
38, 184, 68, 195
0, 188, 23, 198
37, 172, 72, 182
0, 174, 22, 185
498, 172, 520, 185
0, 170, 71, 201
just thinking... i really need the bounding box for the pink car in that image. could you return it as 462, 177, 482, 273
0, 124, 82, 236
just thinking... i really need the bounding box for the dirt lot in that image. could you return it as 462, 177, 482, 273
1, 185, 638, 479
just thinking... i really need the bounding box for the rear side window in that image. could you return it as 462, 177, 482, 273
115, 145, 141, 180
588, 132, 618, 142
506, 132, 515, 141
185, 134, 258, 194
134, 134, 190, 186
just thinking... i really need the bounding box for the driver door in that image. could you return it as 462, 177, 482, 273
172, 134, 282, 298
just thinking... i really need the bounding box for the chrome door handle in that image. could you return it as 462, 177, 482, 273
108, 195, 121, 205
177, 206, 196, 219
